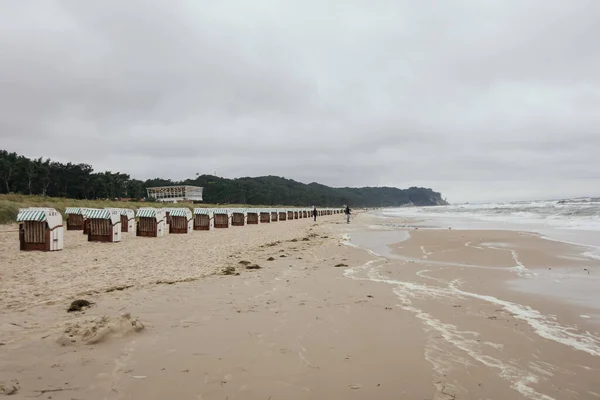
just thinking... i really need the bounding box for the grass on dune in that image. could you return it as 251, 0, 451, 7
0, 194, 273, 225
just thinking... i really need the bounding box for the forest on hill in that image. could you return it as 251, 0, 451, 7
0, 150, 447, 207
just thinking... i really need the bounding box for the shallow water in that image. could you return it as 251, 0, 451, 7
507, 268, 600, 317
345, 230, 410, 258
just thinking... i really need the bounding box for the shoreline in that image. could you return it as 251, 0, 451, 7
374, 208, 600, 261
348, 214, 600, 320
1, 212, 600, 399
342, 214, 600, 398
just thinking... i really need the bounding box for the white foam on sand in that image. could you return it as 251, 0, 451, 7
392, 287, 554, 400
447, 281, 600, 357
507, 249, 535, 278
344, 260, 557, 400
350, 231, 535, 275
583, 250, 600, 261
475, 242, 535, 278
479, 242, 512, 248
420, 245, 433, 259
343, 232, 600, 356
343, 254, 600, 400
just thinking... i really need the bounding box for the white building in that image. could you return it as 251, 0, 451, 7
146, 185, 204, 203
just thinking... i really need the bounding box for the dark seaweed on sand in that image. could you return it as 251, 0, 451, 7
68, 299, 93, 312
221, 267, 239, 275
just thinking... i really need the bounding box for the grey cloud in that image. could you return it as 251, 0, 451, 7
1, 0, 599, 203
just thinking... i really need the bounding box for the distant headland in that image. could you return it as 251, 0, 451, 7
0, 149, 447, 207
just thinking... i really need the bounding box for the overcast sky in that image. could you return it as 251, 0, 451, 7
1, 1, 599, 203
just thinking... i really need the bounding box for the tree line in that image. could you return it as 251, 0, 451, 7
0, 150, 447, 207
0, 150, 145, 199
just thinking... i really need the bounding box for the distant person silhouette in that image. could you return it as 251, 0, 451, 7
313, 206, 317, 221
345, 205, 351, 223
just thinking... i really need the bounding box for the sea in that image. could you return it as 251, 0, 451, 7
380, 197, 600, 261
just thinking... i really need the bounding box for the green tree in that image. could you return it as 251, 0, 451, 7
0, 149, 448, 206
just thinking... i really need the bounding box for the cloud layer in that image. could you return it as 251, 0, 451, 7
1, 0, 599, 202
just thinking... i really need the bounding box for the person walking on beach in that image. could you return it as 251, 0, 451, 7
345, 205, 351, 223
313, 206, 317, 221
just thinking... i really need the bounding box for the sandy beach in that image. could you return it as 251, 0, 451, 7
1, 212, 600, 399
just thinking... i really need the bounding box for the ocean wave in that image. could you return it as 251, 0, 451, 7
382, 197, 600, 232
583, 250, 600, 261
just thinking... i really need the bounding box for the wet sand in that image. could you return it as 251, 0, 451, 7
1, 212, 600, 399
346, 216, 600, 399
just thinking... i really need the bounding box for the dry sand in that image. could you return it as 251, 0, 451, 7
1, 212, 600, 399
0, 218, 336, 312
